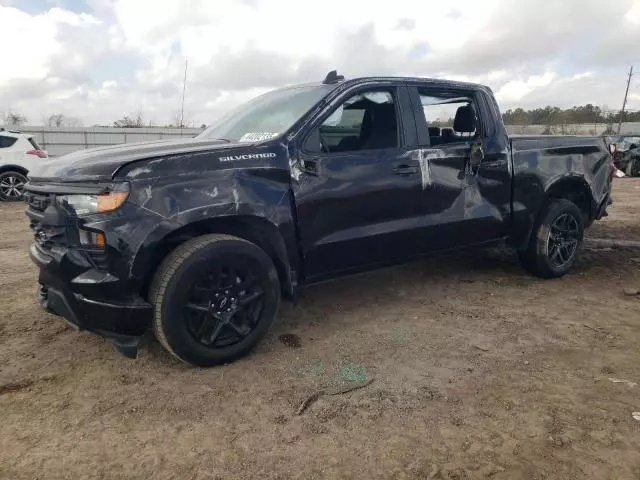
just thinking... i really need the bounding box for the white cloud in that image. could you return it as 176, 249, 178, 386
113, 0, 499, 60
0, 7, 59, 85
487, 70, 509, 81
0, 0, 639, 126
626, 0, 640, 23
571, 72, 594, 81
496, 72, 557, 102
0, 6, 100, 86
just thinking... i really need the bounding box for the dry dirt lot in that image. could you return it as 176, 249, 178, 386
1, 180, 640, 480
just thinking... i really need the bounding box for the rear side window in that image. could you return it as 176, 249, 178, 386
417, 90, 480, 145
0, 135, 18, 148
28, 137, 40, 149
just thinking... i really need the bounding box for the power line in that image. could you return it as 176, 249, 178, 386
617, 65, 634, 134
179, 59, 188, 136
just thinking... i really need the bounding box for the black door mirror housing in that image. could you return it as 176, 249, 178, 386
470, 142, 484, 166
304, 128, 322, 154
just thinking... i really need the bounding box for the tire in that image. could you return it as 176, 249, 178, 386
149, 234, 281, 366
0, 170, 28, 202
518, 199, 584, 279
625, 158, 639, 177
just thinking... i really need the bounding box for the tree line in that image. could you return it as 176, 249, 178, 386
501, 104, 640, 126
1, 111, 82, 128
1, 110, 206, 129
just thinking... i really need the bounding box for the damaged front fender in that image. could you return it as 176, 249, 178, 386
119, 158, 299, 297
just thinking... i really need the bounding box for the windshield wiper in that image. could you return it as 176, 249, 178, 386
212, 138, 232, 143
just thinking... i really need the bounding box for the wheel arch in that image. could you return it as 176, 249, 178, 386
0, 164, 28, 175
545, 176, 594, 224
135, 214, 295, 300
513, 175, 595, 251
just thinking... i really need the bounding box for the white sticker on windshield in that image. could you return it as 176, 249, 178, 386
239, 132, 279, 143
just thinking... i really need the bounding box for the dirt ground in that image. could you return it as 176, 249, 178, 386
1, 180, 640, 480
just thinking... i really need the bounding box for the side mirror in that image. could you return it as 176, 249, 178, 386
470, 142, 484, 166
303, 128, 322, 154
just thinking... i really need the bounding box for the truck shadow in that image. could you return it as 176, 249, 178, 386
274, 243, 639, 335
142, 242, 638, 366
275, 247, 523, 331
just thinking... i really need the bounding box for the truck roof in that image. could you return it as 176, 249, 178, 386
348, 76, 487, 90
284, 73, 490, 94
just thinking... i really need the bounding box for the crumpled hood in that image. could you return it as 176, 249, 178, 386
27, 138, 244, 182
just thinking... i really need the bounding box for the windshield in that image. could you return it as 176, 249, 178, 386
617, 136, 640, 151
198, 85, 335, 143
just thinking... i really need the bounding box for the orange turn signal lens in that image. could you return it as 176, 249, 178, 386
94, 232, 106, 248
97, 191, 129, 213
78, 229, 106, 248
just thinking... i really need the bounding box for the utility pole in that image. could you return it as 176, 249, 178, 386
180, 59, 188, 137
617, 65, 633, 134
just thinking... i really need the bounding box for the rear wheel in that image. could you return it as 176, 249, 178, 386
518, 199, 584, 278
149, 234, 280, 366
0, 171, 27, 202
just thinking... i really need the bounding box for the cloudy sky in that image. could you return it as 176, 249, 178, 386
1, 0, 639, 126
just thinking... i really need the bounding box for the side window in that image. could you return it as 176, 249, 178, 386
28, 137, 41, 150
418, 90, 480, 145
308, 90, 398, 153
0, 135, 18, 149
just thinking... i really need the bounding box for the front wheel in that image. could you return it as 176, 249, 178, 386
518, 199, 584, 278
149, 234, 281, 366
0, 171, 28, 202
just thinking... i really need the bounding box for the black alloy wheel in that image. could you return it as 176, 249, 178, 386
547, 212, 580, 269
150, 234, 280, 366
184, 264, 265, 348
518, 198, 585, 278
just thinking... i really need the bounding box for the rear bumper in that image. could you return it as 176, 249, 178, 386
30, 243, 152, 358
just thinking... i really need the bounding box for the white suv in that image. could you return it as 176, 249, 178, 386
0, 129, 48, 201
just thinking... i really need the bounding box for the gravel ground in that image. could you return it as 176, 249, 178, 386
1, 179, 639, 480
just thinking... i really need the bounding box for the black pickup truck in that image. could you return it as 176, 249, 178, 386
25, 72, 613, 366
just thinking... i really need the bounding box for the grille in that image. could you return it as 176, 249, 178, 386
25, 192, 52, 213
85, 249, 109, 270
25, 192, 69, 249
24, 189, 108, 270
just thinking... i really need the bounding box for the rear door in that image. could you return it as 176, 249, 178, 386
292, 84, 427, 279
406, 85, 511, 247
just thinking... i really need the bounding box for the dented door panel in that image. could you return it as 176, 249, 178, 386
291, 84, 430, 279
405, 85, 512, 250
293, 147, 427, 278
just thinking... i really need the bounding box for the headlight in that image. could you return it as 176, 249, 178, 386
57, 187, 129, 216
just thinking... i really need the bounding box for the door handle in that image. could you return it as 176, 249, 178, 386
393, 165, 419, 175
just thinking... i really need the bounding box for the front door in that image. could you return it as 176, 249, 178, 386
292, 86, 427, 280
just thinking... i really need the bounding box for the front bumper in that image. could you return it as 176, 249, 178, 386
30, 242, 153, 358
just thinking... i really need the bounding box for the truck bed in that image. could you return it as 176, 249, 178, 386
509, 134, 612, 248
